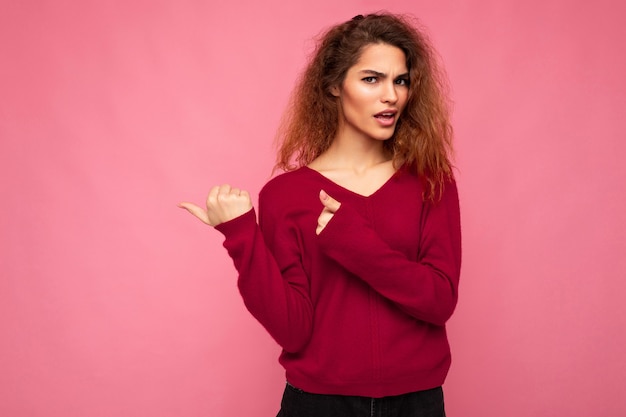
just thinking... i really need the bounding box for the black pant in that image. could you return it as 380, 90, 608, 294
277, 383, 446, 417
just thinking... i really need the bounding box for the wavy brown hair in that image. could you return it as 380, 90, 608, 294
275, 13, 454, 199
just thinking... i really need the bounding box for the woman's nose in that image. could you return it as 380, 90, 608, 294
381, 82, 398, 104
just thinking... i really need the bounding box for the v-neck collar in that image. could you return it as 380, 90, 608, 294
301, 165, 402, 199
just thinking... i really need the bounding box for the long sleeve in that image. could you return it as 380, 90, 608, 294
209, 168, 460, 397
215, 208, 313, 353
316, 180, 461, 326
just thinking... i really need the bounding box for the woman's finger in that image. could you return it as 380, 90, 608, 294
218, 184, 232, 198
319, 190, 341, 213
178, 202, 211, 225
207, 185, 220, 208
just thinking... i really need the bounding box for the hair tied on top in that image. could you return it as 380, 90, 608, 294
351, 14, 364, 21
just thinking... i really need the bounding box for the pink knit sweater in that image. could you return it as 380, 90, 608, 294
215, 166, 461, 397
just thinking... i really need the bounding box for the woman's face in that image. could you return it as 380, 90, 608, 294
332, 43, 409, 143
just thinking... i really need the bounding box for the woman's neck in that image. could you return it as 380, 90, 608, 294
312, 133, 391, 174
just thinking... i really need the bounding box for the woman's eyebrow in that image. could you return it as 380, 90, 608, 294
358, 69, 409, 78
359, 69, 386, 77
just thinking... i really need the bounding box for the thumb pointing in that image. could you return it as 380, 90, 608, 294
319, 190, 341, 213
178, 202, 211, 225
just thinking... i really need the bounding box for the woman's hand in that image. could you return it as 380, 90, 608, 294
316, 190, 341, 235
179, 184, 252, 227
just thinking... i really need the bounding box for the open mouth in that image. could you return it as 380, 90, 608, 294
374, 111, 397, 126
375, 112, 395, 120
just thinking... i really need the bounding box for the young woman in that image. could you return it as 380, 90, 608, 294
180, 13, 461, 417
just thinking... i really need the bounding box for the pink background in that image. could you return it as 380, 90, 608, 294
1, 0, 625, 416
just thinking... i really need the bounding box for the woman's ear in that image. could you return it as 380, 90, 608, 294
330, 85, 341, 97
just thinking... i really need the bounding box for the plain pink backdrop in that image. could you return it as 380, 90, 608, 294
1, 0, 625, 416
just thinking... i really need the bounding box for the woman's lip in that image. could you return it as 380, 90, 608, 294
374, 109, 397, 117
374, 113, 396, 127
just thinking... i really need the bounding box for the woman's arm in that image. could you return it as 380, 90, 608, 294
316, 181, 462, 326
180, 185, 313, 353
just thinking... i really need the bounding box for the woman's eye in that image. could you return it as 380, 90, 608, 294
363, 77, 377, 83
395, 78, 410, 86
